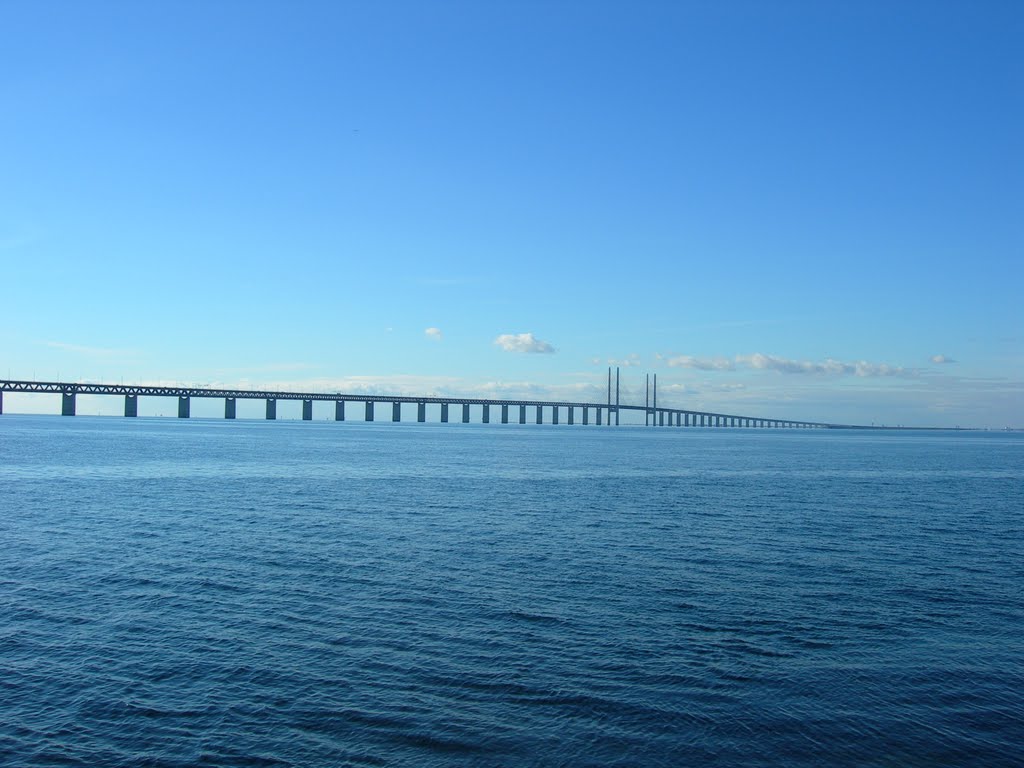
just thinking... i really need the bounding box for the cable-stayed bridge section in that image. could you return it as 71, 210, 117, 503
0, 376, 852, 429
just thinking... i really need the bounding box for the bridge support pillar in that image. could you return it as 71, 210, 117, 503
462, 404, 470, 423
658, 411, 664, 427
418, 402, 426, 422
61, 392, 76, 416
365, 402, 374, 421
552, 407, 559, 425
441, 403, 449, 423
536, 405, 543, 424
392, 402, 401, 422
501, 404, 508, 424
303, 400, 313, 421
567, 407, 574, 425
266, 399, 277, 420
125, 394, 138, 417
596, 407, 602, 425
177, 396, 190, 419
225, 397, 235, 420
0, 390, 3, 414
519, 405, 526, 424
583, 407, 589, 425
336, 401, 345, 421
481, 404, 489, 423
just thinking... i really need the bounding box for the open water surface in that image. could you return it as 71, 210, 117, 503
1, 416, 1022, 766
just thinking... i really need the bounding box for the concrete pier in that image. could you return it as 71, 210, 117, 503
224, 397, 235, 419
418, 402, 426, 422
441, 403, 449, 423
567, 407, 574, 425
596, 407, 602, 425
0, 391, 3, 414
392, 402, 401, 422
365, 402, 374, 421
583, 407, 589, 425
501, 404, 508, 424
336, 401, 345, 421
659, 411, 664, 426
62, 392, 76, 416
519, 405, 526, 424
536, 405, 543, 424
125, 394, 138, 417
463, 404, 470, 423
266, 399, 277, 420
177, 396, 190, 419
303, 400, 313, 421
482, 404, 490, 423
552, 406, 559, 425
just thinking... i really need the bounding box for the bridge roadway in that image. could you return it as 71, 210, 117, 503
0, 379, 841, 429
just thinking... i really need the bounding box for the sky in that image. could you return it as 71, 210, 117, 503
1, 0, 1021, 427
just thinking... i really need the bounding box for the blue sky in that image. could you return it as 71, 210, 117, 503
2, 1, 1021, 426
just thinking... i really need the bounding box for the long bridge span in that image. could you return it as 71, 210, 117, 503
0, 373, 857, 429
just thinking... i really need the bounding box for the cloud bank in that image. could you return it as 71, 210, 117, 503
424, 327, 443, 341
494, 332, 555, 354
737, 353, 907, 377
665, 355, 735, 371
662, 352, 909, 377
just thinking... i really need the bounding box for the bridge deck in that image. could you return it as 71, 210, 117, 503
0, 380, 844, 428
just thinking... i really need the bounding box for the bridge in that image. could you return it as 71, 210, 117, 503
0, 370, 855, 428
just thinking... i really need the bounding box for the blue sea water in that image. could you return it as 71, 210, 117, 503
1, 415, 1021, 767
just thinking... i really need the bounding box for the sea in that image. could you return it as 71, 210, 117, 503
1, 415, 1021, 767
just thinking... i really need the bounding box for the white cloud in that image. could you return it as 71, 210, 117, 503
494, 332, 555, 354
425, 327, 443, 341
736, 353, 907, 377
930, 354, 956, 364
659, 350, 911, 377
665, 355, 735, 371
605, 353, 642, 367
